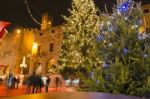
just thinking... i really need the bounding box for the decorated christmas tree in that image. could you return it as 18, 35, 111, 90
81, 0, 150, 97
58, 0, 101, 70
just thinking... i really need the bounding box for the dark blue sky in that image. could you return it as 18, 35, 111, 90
0, 0, 149, 30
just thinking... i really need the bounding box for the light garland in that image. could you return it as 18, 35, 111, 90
24, 0, 41, 25
24, 0, 59, 44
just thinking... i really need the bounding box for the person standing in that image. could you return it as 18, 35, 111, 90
25, 76, 32, 94
16, 76, 20, 89
12, 76, 16, 89
26, 72, 36, 94
35, 75, 43, 93
55, 76, 60, 91
7, 74, 13, 89
45, 75, 50, 93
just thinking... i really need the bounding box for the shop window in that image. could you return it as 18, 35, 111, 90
38, 45, 41, 54
40, 33, 43, 36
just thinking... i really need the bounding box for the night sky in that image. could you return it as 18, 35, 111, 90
0, 0, 149, 30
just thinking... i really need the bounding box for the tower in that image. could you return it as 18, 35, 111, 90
41, 13, 52, 30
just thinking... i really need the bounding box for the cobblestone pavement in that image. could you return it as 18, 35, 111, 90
0, 86, 75, 97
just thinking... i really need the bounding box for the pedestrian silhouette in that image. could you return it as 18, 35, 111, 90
45, 75, 50, 93
55, 76, 60, 91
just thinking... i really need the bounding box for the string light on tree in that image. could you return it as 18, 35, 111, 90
96, 33, 104, 42
117, 0, 134, 16
84, 0, 150, 97
119, 2, 130, 12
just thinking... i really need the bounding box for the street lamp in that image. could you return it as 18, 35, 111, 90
20, 56, 27, 75
29, 42, 38, 75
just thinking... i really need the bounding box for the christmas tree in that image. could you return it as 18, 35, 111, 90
81, 0, 150, 97
58, 0, 101, 70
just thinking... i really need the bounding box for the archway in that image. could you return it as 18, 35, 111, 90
48, 59, 56, 74
0, 65, 9, 75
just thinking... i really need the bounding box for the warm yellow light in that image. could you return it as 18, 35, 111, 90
32, 43, 38, 55
139, 26, 145, 33
16, 29, 21, 34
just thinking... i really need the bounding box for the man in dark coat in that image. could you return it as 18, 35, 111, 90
45, 75, 50, 93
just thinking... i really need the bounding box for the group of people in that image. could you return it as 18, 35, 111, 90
6, 72, 63, 94
25, 72, 64, 94
7, 74, 20, 89
25, 72, 50, 94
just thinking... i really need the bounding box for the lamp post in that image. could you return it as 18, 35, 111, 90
29, 42, 38, 75
20, 56, 27, 75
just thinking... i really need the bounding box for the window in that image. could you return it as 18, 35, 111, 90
49, 43, 54, 52
38, 45, 41, 54
144, 9, 149, 13
40, 33, 43, 36
52, 30, 55, 33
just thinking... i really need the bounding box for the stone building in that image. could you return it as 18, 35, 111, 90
33, 13, 63, 75
0, 28, 36, 74
0, 13, 63, 75
0, 32, 20, 74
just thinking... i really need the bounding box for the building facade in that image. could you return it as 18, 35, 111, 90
34, 13, 63, 75
0, 28, 36, 74
0, 32, 20, 74
0, 13, 63, 75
